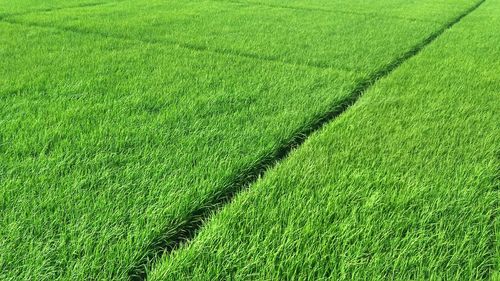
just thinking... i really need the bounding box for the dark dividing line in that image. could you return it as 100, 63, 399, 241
213, 0, 438, 24
0, 2, 110, 20
0, 19, 340, 72
127, 0, 486, 280
21, 2, 108, 14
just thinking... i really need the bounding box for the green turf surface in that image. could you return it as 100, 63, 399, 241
149, 1, 499, 280
1, 22, 354, 280
5, 0, 449, 72
0, 0, 492, 280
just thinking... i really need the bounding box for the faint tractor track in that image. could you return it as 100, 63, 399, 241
212, 0, 438, 24
0, 16, 343, 71
0, 2, 111, 20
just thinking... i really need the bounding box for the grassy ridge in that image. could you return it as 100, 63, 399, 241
0, 0, 470, 278
149, 0, 499, 279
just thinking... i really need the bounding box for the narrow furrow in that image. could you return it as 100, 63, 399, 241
128, 1, 486, 280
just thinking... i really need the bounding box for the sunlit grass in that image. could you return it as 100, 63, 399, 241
0, 0, 493, 280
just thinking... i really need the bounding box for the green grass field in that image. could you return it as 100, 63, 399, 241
0, 0, 498, 280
